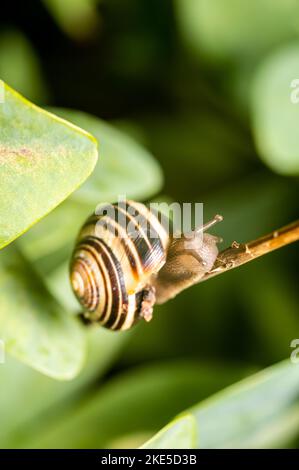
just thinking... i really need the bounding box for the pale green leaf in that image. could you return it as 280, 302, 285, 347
142, 360, 299, 449
18, 198, 90, 267
0, 245, 85, 379
175, 0, 299, 64
190, 360, 299, 448
141, 415, 197, 449
0, 327, 130, 447
46, 260, 80, 312
51, 108, 163, 204
19, 361, 248, 448
0, 82, 98, 249
251, 43, 299, 175
18, 108, 163, 268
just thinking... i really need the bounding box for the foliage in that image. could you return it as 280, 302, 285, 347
1, 0, 299, 449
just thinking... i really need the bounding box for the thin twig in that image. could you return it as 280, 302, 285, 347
202, 219, 299, 283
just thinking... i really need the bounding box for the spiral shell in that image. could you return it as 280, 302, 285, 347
70, 200, 169, 330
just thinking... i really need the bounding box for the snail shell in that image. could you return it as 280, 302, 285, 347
70, 200, 169, 330
70, 200, 222, 331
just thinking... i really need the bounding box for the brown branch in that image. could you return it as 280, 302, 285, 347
201, 219, 299, 283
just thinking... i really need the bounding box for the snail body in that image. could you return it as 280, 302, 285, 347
70, 200, 222, 331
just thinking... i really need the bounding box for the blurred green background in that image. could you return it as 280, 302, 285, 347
1, 0, 299, 449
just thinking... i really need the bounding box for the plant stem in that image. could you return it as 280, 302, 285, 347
202, 219, 299, 282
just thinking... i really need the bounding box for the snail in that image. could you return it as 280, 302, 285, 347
70, 200, 223, 331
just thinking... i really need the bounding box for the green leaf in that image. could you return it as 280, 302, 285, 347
0, 245, 85, 379
0, 30, 48, 103
18, 198, 90, 268
182, 360, 299, 448
43, 0, 100, 41
0, 328, 130, 447
251, 43, 299, 175
50, 108, 163, 204
0, 82, 98, 249
19, 361, 248, 448
175, 0, 299, 65
46, 260, 80, 312
142, 361, 299, 449
140, 415, 197, 449
18, 109, 163, 271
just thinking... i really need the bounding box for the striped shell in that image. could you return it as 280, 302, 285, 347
70, 200, 169, 330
